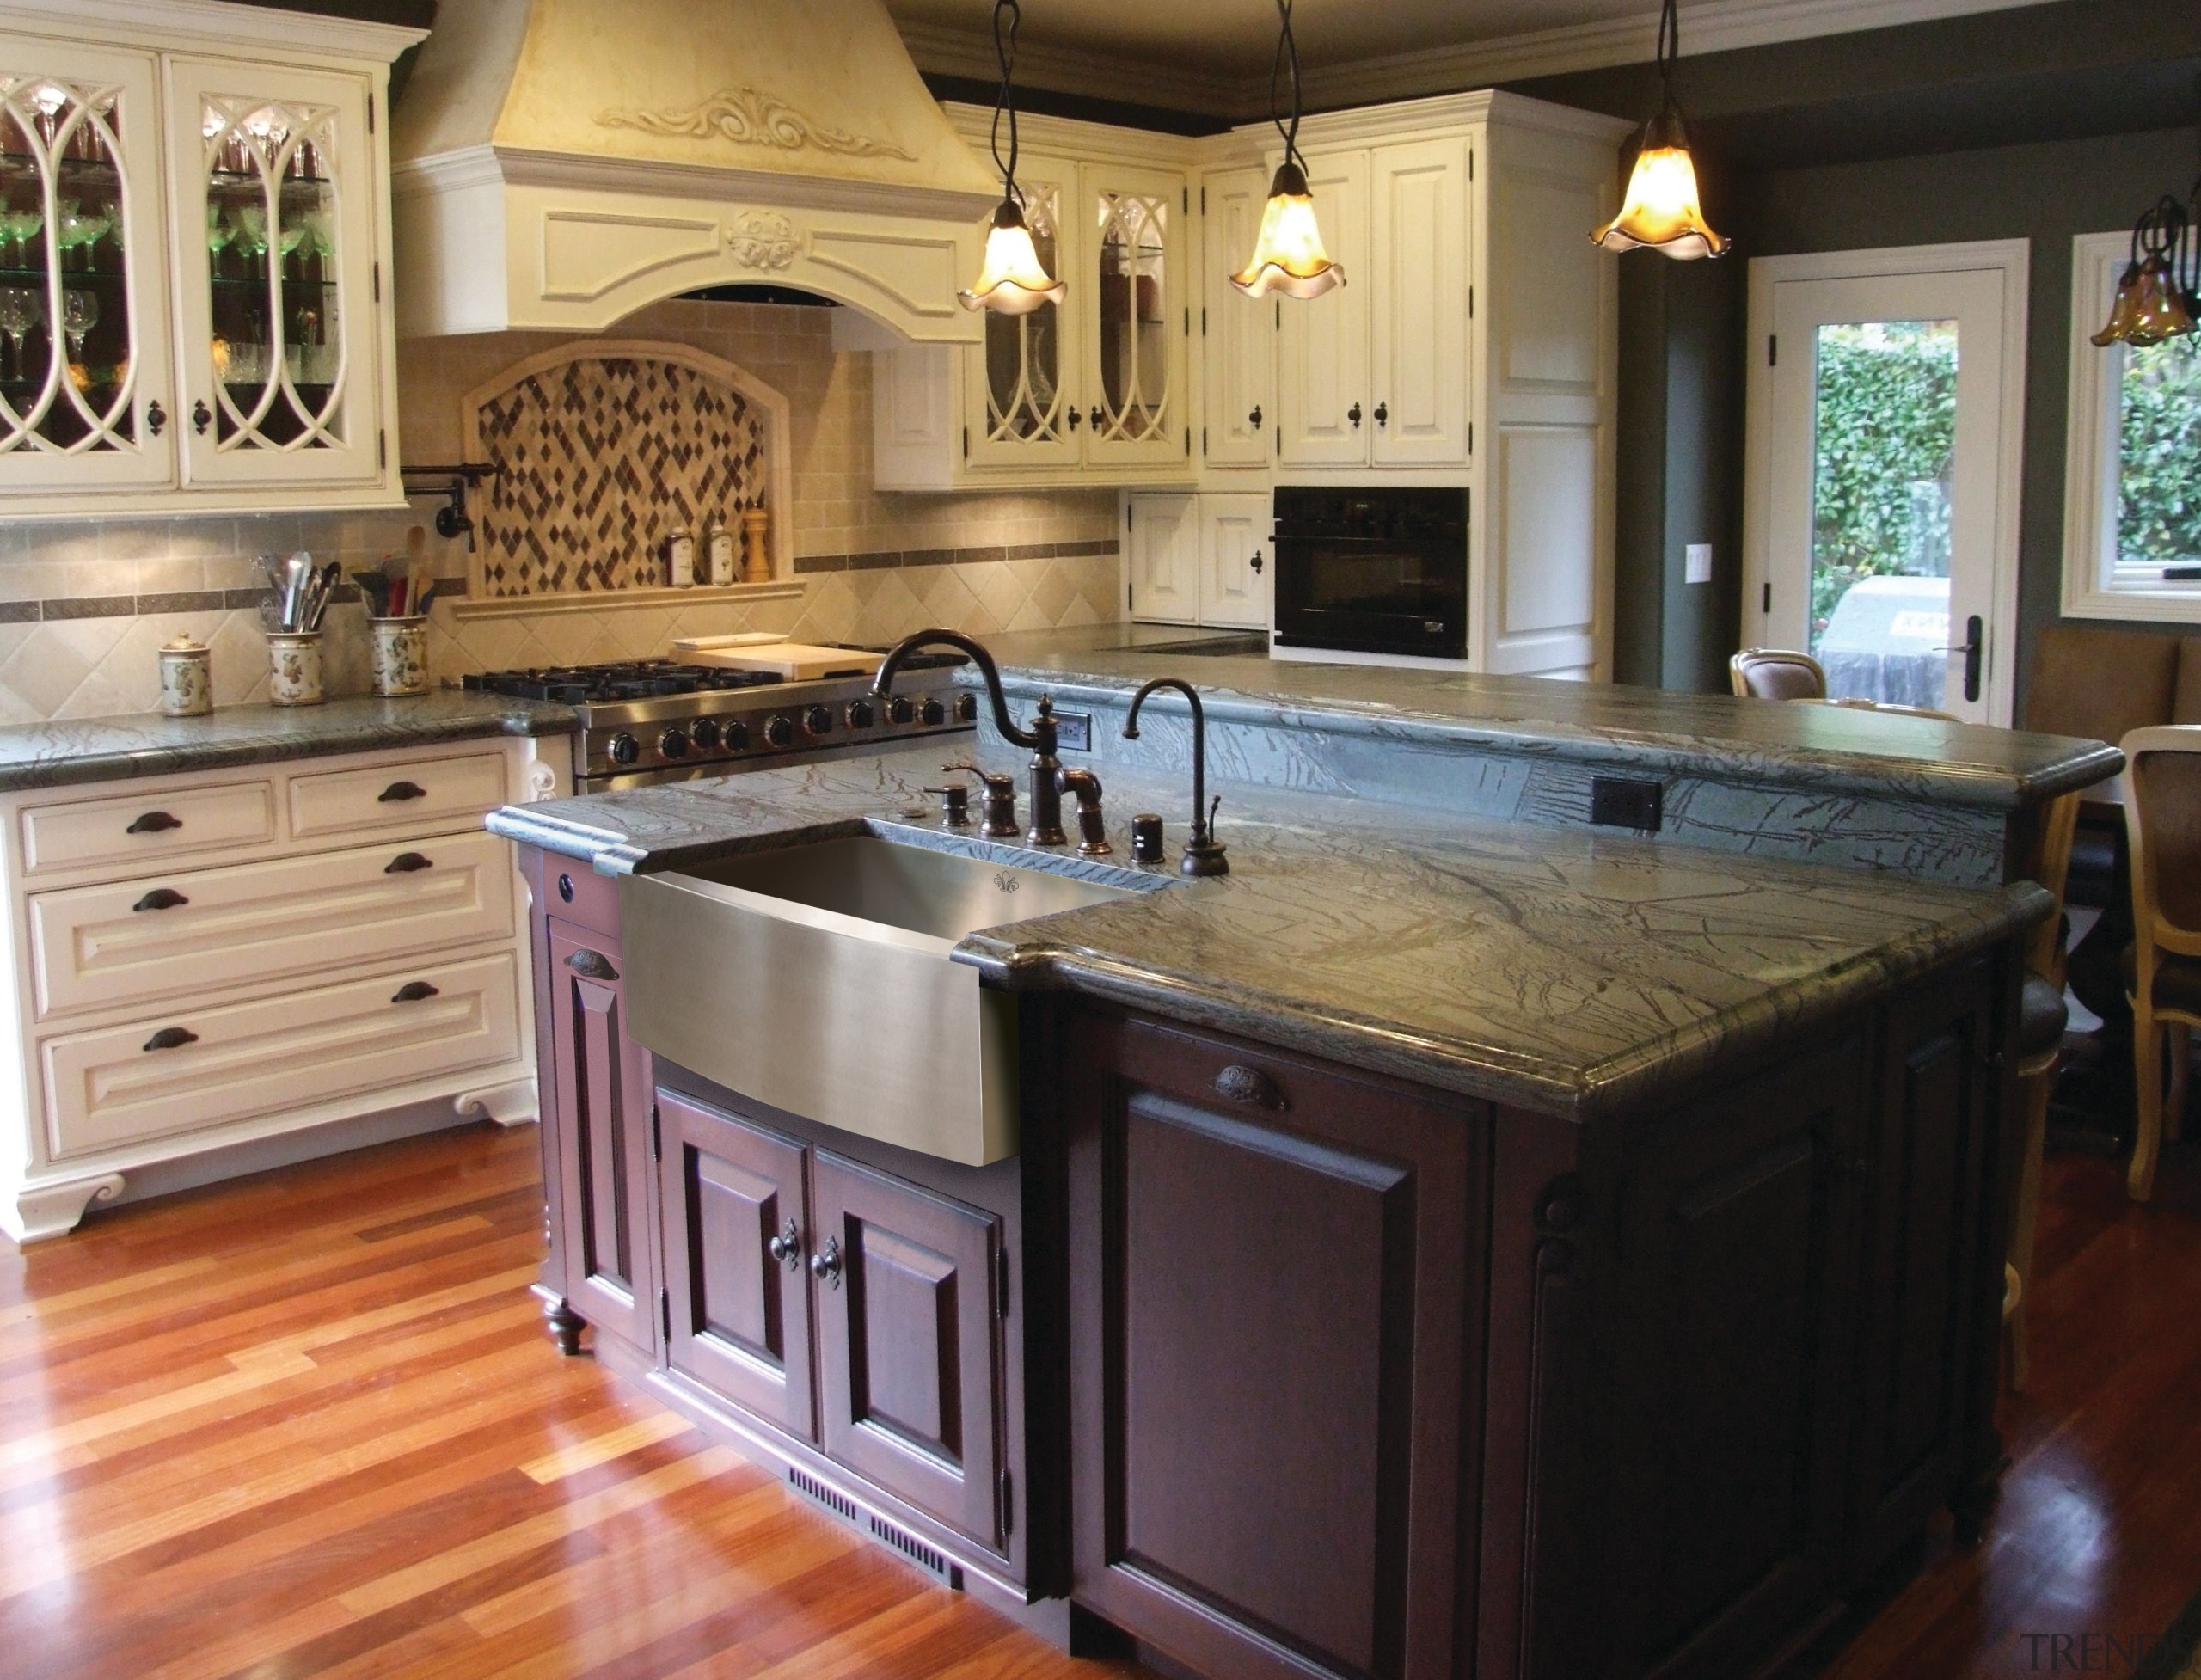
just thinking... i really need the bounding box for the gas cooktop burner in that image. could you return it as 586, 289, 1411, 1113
463, 659, 785, 704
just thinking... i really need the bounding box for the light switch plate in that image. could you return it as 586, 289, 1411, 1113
1685, 543, 1714, 585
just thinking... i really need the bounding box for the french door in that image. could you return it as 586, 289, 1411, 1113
1743, 242, 2027, 723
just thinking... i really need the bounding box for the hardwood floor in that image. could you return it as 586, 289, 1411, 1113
1, 1120, 2192, 1679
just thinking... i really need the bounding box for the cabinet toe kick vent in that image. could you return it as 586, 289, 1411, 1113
786, 1466, 961, 1589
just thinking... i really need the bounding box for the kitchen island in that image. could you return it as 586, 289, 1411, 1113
493, 736, 2052, 1680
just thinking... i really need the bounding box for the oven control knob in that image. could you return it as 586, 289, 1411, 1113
722, 719, 750, 751
608, 733, 640, 766
887, 695, 916, 726
659, 727, 690, 759
918, 697, 946, 727
844, 698, 877, 730
955, 693, 978, 723
690, 717, 721, 750
803, 704, 834, 738
763, 714, 794, 749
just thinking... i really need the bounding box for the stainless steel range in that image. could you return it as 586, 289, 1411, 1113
463, 649, 975, 791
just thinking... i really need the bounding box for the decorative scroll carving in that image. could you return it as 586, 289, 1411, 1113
726, 211, 798, 272
597, 87, 914, 162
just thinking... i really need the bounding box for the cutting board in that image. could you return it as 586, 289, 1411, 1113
671, 637, 884, 680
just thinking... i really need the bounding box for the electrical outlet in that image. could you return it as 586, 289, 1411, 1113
1591, 776, 1664, 832
1685, 543, 1714, 585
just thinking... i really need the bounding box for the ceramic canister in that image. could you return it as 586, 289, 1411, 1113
267, 630, 324, 707
157, 635, 212, 717
368, 616, 429, 697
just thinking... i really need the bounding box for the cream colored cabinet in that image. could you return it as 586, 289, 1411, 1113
0, 734, 559, 1243
0, 0, 415, 517
1126, 491, 1199, 623
1276, 150, 1370, 468
1128, 490, 1270, 630
1199, 165, 1275, 471
1198, 493, 1271, 628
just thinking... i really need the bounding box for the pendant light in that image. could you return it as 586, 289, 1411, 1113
2092, 87, 2198, 348
1591, 0, 1730, 260
959, 0, 1064, 315
1230, 0, 1344, 300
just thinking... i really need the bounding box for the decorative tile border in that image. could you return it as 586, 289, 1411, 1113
0, 585, 387, 622
794, 537, 1119, 574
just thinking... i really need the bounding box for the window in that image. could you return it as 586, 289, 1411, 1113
2062, 230, 2201, 622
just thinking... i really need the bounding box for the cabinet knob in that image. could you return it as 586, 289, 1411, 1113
1347, 402, 1363, 428
1374, 401, 1389, 428
145, 399, 166, 437
1248, 403, 1263, 430
132, 887, 189, 912
377, 780, 427, 803
1249, 552, 1263, 574
143, 1026, 199, 1052
1212, 1064, 1286, 1111
390, 980, 440, 1003
383, 851, 433, 874
192, 399, 211, 435
563, 948, 619, 982
809, 1238, 843, 1289
1065, 407, 1082, 431
768, 1219, 802, 1270
1088, 405, 1105, 432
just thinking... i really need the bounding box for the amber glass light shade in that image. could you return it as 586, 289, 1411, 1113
1230, 162, 1346, 299
959, 197, 1064, 315
1592, 113, 1730, 260
2092, 254, 2198, 348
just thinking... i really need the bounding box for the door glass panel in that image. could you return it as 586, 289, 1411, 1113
1094, 188, 1168, 443
983, 182, 1064, 445
0, 75, 137, 455
1809, 320, 1957, 708
201, 95, 346, 454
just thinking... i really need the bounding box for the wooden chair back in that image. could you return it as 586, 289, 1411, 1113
1729, 648, 1826, 701
2123, 726, 2201, 972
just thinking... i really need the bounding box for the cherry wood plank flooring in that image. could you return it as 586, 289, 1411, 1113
1, 1121, 2193, 1678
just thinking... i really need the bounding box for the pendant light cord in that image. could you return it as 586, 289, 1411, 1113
1267, 0, 1305, 175
989, 0, 1022, 205
1657, 0, 1682, 116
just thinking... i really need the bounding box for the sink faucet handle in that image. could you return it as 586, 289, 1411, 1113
1182, 793, 1229, 878
941, 762, 1019, 839
1056, 766, 1112, 858
921, 782, 972, 828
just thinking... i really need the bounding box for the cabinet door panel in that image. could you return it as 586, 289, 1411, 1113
1369, 138, 1468, 467
657, 1091, 813, 1441
1201, 166, 1274, 469
812, 1149, 1003, 1550
1198, 493, 1271, 629
1276, 150, 1368, 468
1127, 490, 1199, 625
966, 159, 1078, 471
1082, 162, 1188, 469
1068, 1012, 1477, 1680
544, 920, 655, 1352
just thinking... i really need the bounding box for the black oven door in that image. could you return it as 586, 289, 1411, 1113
1274, 534, 1467, 658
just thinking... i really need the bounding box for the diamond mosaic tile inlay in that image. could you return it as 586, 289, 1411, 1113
471, 356, 766, 597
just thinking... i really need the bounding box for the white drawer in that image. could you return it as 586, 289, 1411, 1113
286, 751, 508, 842
41, 949, 524, 1159
20, 780, 278, 877
27, 829, 518, 1021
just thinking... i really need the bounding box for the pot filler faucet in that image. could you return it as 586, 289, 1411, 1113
874, 628, 1067, 847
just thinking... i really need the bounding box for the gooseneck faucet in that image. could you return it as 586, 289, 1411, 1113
874, 628, 1066, 846
1124, 677, 1228, 877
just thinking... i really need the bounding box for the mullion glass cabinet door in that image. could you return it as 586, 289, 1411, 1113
1082, 162, 1186, 468
166, 57, 381, 488
0, 44, 175, 490
965, 169, 1080, 470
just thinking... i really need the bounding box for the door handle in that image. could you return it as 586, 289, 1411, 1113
1940, 614, 1984, 703
1088, 405, 1105, 432
1373, 401, 1389, 428
563, 948, 618, 982
192, 399, 211, 434
132, 887, 189, 912
126, 810, 182, 834
146, 399, 166, 437
1249, 553, 1263, 574
1248, 403, 1263, 430
377, 780, 427, 802
809, 1237, 843, 1289
768, 1219, 802, 1271
383, 851, 433, 874
390, 980, 440, 1003
143, 1026, 199, 1052
1065, 407, 1082, 430
1347, 402, 1363, 428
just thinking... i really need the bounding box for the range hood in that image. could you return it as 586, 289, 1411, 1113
390, 0, 997, 341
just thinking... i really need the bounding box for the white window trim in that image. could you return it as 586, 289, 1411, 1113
2060, 229, 2201, 624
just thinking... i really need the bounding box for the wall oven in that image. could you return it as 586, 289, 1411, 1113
1272, 486, 1468, 659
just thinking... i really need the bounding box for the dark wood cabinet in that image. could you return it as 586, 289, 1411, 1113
812, 1150, 1006, 1549
657, 1091, 814, 1442
543, 917, 657, 1356
1064, 1012, 1481, 1680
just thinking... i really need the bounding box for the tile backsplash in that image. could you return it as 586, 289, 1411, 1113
0, 297, 1121, 722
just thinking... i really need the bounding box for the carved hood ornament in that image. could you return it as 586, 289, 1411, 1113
598, 87, 915, 162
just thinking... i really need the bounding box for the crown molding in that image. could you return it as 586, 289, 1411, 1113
0, 0, 425, 64
941, 101, 1215, 169
899, 0, 2060, 124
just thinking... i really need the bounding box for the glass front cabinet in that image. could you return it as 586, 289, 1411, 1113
0, 9, 411, 514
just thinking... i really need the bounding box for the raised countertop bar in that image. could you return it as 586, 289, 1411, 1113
489, 746, 2046, 1120
0, 691, 577, 794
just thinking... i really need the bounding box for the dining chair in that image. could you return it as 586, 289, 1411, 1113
1729, 647, 1826, 701
2120, 726, 2201, 1202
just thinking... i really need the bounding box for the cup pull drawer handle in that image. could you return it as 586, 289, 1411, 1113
132, 887, 189, 912
383, 852, 432, 874
377, 780, 428, 802
126, 810, 182, 834
563, 949, 619, 982
390, 980, 440, 1003
143, 1026, 199, 1052
1212, 1064, 1286, 1110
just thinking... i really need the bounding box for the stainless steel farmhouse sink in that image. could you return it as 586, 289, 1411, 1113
620, 834, 1147, 1165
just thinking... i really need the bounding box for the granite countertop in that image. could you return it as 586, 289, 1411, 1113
489, 746, 2047, 1121
969, 628, 2122, 811
0, 691, 577, 794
